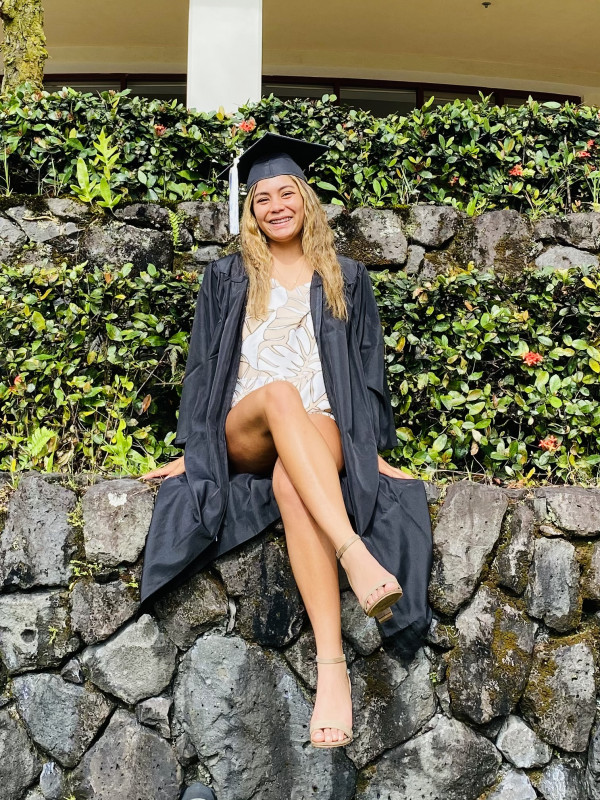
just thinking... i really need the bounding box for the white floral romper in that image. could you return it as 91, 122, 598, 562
231, 278, 335, 420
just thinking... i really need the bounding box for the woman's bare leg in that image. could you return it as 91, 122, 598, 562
272, 413, 349, 744
226, 382, 398, 613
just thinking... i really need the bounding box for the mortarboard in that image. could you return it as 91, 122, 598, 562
218, 133, 328, 235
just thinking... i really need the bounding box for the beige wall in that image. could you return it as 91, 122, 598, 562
1, 0, 598, 105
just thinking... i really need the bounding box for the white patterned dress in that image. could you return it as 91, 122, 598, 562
231, 278, 335, 420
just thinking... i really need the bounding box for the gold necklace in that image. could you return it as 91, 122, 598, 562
273, 259, 307, 290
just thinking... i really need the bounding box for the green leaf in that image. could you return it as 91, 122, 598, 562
432, 433, 447, 452
31, 311, 46, 332
106, 323, 122, 341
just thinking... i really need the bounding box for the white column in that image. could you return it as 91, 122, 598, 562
187, 0, 263, 113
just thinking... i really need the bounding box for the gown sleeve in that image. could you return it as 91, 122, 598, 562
174, 261, 222, 447
352, 262, 398, 452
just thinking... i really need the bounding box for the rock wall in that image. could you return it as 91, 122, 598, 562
1, 472, 600, 800
1, 197, 600, 276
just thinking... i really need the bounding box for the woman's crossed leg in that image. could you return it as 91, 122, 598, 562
225, 380, 398, 744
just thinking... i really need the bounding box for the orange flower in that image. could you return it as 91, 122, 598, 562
522, 351, 543, 366
509, 164, 524, 176
449, 175, 459, 186
8, 375, 24, 394
539, 435, 559, 451
576, 150, 591, 159
154, 124, 167, 136
239, 118, 256, 133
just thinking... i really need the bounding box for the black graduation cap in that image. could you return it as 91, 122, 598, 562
218, 133, 328, 234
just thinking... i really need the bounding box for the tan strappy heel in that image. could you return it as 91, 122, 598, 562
310, 655, 353, 748
336, 533, 403, 624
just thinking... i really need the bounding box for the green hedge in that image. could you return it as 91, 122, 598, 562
1, 83, 600, 216
1, 258, 599, 483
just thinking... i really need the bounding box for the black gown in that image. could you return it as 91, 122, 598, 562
140, 253, 432, 642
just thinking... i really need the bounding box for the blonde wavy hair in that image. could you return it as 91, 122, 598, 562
239, 175, 347, 321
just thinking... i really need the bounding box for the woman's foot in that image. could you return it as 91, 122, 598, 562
337, 536, 400, 614
310, 656, 352, 746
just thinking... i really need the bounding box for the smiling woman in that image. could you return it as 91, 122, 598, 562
140, 132, 433, 752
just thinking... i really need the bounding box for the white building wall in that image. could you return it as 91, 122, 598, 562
187, 0, 262, 113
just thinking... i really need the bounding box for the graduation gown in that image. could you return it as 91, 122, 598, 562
140, 253, 433, 642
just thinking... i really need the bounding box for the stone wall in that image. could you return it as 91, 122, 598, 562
1, 473, 600, 800
1, 197, 600, 276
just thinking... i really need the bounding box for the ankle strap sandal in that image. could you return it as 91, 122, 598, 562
335, 533, 403, 624
309, 656, 353, 748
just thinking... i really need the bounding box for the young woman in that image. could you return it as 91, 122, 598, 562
140, 134, 432, 749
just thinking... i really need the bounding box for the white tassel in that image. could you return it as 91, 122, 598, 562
229, 156, 240, 235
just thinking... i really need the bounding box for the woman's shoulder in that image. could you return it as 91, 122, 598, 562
207, 253, 246, 281
336, 255, 365, 286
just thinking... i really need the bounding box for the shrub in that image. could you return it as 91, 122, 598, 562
1, 83, 599, 217
1, 257, 599, 483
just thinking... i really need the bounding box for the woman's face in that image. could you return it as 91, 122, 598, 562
252, 175, 305, 244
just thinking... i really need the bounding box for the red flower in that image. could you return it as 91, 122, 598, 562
539, 435, 559, 451
576, 150, 591, 159
508, 164, 524, 176
8, 375, 24, 393
587, 139, 595, 149
522, 351, 543, 366
449, 175, 459, 186
239, 118, 256, 133
154, 124, 167, 136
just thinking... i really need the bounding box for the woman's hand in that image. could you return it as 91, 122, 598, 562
377, 454, 413, 480
140, 456, 185, 481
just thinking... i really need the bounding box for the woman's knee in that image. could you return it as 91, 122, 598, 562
263, 381, 304, 422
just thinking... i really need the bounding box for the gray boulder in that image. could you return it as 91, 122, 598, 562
561, 212, 600, 250
39, 761, 67, 800
347, 647, 436, 768
217, 534, 305, 647
586, 716, 600, 799
355, 714, 501, 800
524, 537, 581, 631
81, 614, 177, 705
468, 209, 533, 274
174, 634, 356, 800
154, 571, 228, 649
406, 205, 460, 247
78, 220, 173, 272
72, 709, 182, 799
532, 757, 586, 800
494, 502, 535, 594
522, 637, 596, 752
0, 215, 28, 261
535, 245, 599, 270
349, 208, 408, 264
82, 478, 154, 566
0, 707, 42, 800
45, 197, 91, 221
0, 590, 79, 674
495, 714, 552, 768
136, 695, 172, 739
13, 672, 114, 767
115, 203, 172, 230
429, 482, 508, 615
582, 541, 600, 600
6, 205, 79, 243
543, 487, 600, 536
447, 586, 536, 724
340, 589, 382, 655
177, 201, 231, 243
487, 766, 536, 800
0, 473, 77, 589
405, 243, 426, 274
71, 577, 140, 644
